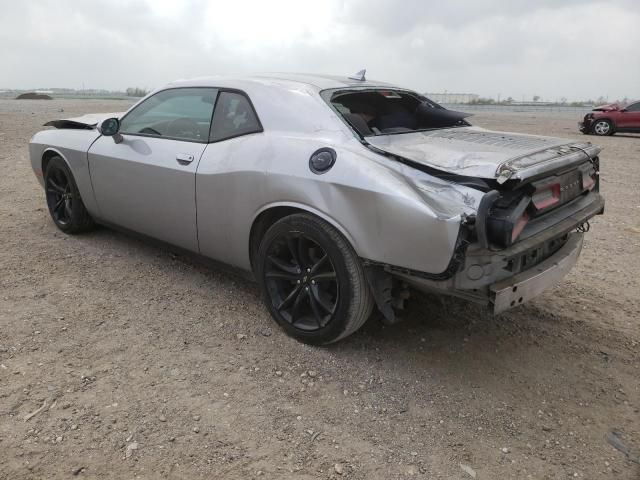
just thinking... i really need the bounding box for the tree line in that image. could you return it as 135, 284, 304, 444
125, 87, 149, 97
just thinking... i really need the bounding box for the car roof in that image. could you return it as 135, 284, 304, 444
153, 73, 410, 137
165, 73, 400, 92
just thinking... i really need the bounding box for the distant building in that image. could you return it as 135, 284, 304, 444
424, 93, 479, 104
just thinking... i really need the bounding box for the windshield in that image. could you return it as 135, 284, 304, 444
324, 89, 471, 137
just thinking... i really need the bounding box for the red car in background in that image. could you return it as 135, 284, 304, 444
580, 100, 640, 136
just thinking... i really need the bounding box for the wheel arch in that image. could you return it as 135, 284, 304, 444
248, 202, 358, 272
40, 146, 102, 221
42, 147, 69, 175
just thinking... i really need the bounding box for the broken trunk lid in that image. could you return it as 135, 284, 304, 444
366, 127, 600, 181
44, 112, 123, 129
496, 142, 600, 183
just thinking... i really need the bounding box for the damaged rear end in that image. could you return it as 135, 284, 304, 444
449, 147, 603, 314
324, 87, 604, 320
381, 153, 602, 319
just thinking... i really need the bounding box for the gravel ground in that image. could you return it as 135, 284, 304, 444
1, 99, 639, 479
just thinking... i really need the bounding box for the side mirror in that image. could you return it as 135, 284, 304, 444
98, 117, 120, 135
97, 117, 123, 143
620, 108, 628, 112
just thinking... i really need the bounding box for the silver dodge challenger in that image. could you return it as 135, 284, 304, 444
29, 72, 605, 344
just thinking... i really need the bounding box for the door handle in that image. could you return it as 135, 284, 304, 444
176, 153, 194, 165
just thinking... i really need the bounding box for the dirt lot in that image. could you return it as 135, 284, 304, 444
1, 99, 639, 479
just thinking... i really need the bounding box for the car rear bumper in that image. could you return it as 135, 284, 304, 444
390, 190, 602, 313
490, 232, 583, 313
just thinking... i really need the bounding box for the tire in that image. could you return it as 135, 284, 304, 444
44, 156, 95, 234
256, 213, 374, 344
591, 119, 613, 136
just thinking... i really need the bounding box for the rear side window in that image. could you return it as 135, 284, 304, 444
210, 91, 262, 142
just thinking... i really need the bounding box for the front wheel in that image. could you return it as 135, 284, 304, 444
256, 213, 374, 344
44, 156, 95, 233
592, 119, 613, 136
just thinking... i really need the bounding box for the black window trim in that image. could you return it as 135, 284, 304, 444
117, 86, 263, 144
208, 88, 264, 144
118, 86, 219, 144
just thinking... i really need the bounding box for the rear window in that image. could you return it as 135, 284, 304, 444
325, 89, 471, 137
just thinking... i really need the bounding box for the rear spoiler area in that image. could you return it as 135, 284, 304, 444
44, 112, 123, 130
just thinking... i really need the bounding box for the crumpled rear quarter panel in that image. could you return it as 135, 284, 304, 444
196, 133, 464, 274
264, 145, 464, 274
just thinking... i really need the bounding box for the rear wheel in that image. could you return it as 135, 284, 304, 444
256, 213, 374, 344
592, 119, 613, 136
44, 156, 95, 233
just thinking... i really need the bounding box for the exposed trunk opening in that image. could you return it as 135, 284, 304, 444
325, 89, 471, 137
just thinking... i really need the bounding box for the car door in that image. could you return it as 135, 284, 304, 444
196, 90, 265, 269
88, 87, 218, 252
618, 102, 640, 130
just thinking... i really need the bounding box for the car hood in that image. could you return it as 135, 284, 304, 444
44, 112, 124, 129
592, 103, 620, 112
366, 126, 601, 182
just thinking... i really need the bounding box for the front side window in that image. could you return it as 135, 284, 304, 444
120, 88, 217, 142
625, 102, 640, 112
210, 91, 262, 142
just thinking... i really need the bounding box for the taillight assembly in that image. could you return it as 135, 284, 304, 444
581, 170, 596, 190
532, 183, 560, 210
511, 211, 529, 242
486, 196, 530, 247
531, 165, 590, 214
482, 160, 597, 248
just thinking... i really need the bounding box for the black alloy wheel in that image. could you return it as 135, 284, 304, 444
45, 163, 74, 226
44, 156, 94, 233
264, 233, 339, 332
257, 213, 374, 344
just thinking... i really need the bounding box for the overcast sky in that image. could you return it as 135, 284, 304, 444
1, 0, 638, 101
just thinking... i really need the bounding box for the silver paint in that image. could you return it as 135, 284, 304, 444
88, 135, 204, 251
28, 73, 602, 312
367, 127, 601, 180
490, 233, 584, 314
